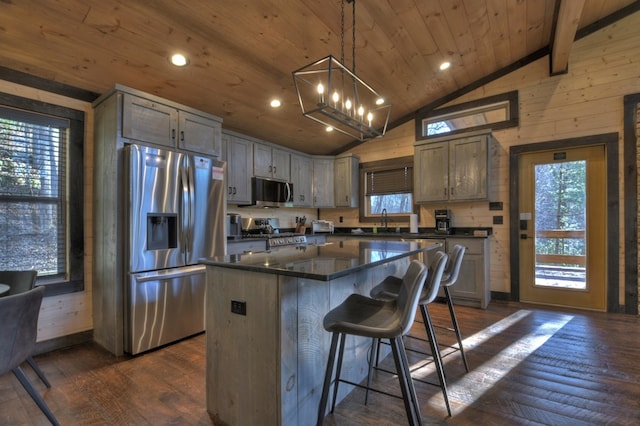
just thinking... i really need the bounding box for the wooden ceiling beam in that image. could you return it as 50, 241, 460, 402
550, 0, 586, 75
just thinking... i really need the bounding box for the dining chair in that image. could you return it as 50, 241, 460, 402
0, 286, 59, 425
0, 270, 51, 388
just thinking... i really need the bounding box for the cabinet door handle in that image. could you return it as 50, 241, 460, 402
273, 166, 277, 174
228, 186, 232, 195
180, 130, 185, 142
269, 165, 272, 173
172, 129, 176, 140
233, 187, 237, 195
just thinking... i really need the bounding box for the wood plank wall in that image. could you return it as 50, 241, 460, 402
0, 80, 94, 342
326, 11, 640, 306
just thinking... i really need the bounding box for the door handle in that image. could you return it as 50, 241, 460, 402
520, 234, 533, 240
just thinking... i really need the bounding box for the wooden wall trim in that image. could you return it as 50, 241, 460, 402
509, 133, 620, 313
0, 65, 99, 103
623, 94, 639, 315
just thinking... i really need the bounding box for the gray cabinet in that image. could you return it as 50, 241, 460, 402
222, 131, 253, 205
334, 154, 359, 208
122, 92, 222, 157
290, 153, 313, 207
414, 131, 490, 203
312, 157, 335, 207
254, 143, 290, 181
445, 238, 490, 309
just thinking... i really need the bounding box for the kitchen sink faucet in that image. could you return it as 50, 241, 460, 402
381, 208, 388, 231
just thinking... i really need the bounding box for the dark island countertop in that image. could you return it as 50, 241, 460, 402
201, 238, 438, 281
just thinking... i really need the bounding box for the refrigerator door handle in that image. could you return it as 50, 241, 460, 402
185, 156, 196, 257
133, 265, 205, 283
180, 156, 191, 255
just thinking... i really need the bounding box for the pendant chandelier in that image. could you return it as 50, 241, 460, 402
292, 0, 391, 141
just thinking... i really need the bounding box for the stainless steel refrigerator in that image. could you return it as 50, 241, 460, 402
123, 144, 226, 354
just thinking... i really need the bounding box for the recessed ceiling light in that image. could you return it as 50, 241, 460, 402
326, 126, 334, 132
439, 61, 451, 71
170, 53, 189, 67
270, 99, 281, 108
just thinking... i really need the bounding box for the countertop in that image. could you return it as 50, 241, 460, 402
201, 238, 438, 281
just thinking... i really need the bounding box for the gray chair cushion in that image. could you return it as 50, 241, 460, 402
0, 286, 44, 375
0, 270, 38, 295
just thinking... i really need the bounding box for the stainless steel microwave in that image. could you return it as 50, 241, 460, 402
244, 177, 293, 207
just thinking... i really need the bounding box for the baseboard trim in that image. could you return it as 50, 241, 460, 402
491, 291, 511, 301
34, 330, 93, 356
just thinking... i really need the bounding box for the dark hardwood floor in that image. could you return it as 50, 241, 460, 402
1, 301, 639, 425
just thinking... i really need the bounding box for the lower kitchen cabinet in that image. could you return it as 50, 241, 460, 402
445, 237, 490, 309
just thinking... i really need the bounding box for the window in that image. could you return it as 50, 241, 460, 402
418, 91, 518, 140
0, 93, 84, 296
359, 156, 415, 223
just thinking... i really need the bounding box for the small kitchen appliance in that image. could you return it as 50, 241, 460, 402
311, 220, 334, 234
435, 209, 452, 234
226, 213, 242, 240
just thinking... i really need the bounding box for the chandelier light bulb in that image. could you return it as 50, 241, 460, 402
367, 112, 373, 126
376, 98, 385, 105
358, 105, 364, 116
332, 91, 340, 104
316, 83, 325, 104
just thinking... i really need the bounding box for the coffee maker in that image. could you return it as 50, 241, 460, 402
226, 213, 242, 240
434, 209, 452, 234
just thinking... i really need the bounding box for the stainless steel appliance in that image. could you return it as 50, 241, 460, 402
311, 220, 334, 234
226, 213, 242, 240
435, 209, 452, 234
123, 144, 226, 354
241, 217, 307, 248
241, 177, 293, 207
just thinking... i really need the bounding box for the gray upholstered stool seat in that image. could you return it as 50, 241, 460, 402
369, 251, 452, 416
317, 260, 429, 426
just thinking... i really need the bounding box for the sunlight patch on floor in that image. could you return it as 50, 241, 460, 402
414, 309, 574, 413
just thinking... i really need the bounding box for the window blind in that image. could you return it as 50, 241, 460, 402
365, 165, 413, 196
0, 106, 68, 277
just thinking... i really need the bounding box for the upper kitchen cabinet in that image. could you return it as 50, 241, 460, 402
117, 87, 222, 157
414, 130, 491, 203
177, 110, 222, 157
334, 154, 359, 208
222, 130, 253, 205
312, 157, 335, 208
290, 153, 312, 207
254, 142, 290, 181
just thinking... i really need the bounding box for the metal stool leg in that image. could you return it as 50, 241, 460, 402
364, 338, 379, 405
317, 332, 341, 426
330, 333, 348, 413
444, 286, 469, 372
27, 356, 51, 388
13, 366, 59, 426
420, 304, 452, 416
390, 336, 423, 426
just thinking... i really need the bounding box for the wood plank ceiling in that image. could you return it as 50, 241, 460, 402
0, 0, 637, 155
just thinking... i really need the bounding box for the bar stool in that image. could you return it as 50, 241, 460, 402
372, 245, 469, 372
317, 260, 429, 426
439, 245, 470, 372
370, 251, 452, 416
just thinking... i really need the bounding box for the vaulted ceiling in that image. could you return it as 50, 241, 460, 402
1, 1, 638, 155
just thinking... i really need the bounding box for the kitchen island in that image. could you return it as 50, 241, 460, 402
200, 238, 438, 426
